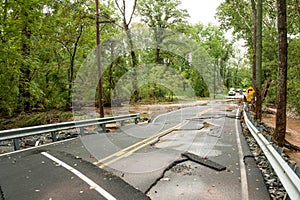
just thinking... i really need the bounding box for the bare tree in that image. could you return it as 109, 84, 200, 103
115, 0, 137, 66
114, 0, 139, 102
273, 0, 287, 147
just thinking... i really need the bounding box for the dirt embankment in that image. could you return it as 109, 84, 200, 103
263, 113, 300, 165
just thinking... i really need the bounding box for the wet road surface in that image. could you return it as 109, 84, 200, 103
0, 146, 149, 200
0, 100, 270, 199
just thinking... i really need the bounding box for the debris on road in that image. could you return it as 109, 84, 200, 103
182, 152, 226, 171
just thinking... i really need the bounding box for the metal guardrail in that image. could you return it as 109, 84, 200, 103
0, 113, 140, 151
243, 104, 300, 200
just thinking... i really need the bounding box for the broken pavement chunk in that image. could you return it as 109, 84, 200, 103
203, 122, 214, 128
182, 152, 226, 171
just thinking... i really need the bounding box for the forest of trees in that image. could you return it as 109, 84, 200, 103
0, 0, 299, 129
217, 0, 299, 145
217, 0, 299, 114
0, 0, 232, 117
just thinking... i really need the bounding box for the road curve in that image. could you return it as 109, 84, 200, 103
0, 100, 270, 200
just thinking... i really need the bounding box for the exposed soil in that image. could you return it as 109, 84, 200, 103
263, 113, 300, 165
103, 101, 209, 119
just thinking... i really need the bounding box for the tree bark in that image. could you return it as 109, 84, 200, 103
262, 78, 272, 100
95, 0, 104, 117
274, 0, 287, 147
66, 25, 83, 110
255, 0, 263, 121
107, 41, 115, 105
250, 0, 257, 89
115, 0, 139, 103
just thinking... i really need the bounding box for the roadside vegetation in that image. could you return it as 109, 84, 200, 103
0, 0, 299, 146
0, 109, 73, 130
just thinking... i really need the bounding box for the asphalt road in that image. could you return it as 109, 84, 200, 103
89, 100, 270, 199
0, 144, 149, 200
0, 100, 270, 200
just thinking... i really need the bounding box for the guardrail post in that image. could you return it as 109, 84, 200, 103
135, 117, 138, 124
80, 127, 84, 134
244, 103, 248, 111
295, 167, 300, 178
13, 138, 20, 151
51, 132, 57, 142
100, 124, 106, 132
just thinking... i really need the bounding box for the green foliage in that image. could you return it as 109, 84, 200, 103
137, 0, 189, 29
7, 0, 296, 122
188, 23, 232, 83
0, 0, 229, 119
0, 0, 115, 116
0, 109, 73, 130
188, 68, 209, 97
137, 0, 189, 64
136, 83, 175, 103
217, 0, 300, 114
216, 0, 253, 43
287, 38, 300, 113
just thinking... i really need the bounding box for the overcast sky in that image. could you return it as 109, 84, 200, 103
180, 0, 223, 25
180, 0, 247, 54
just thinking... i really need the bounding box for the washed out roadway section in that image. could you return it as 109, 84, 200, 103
148, 102, 270, 199
95, 101, 271, 199
0, 101, 271, 200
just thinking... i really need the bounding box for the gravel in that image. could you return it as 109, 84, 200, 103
241, 113, 288, 200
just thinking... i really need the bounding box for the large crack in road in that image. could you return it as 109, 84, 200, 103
144, 158, 189, 195
0, 186, 5, 200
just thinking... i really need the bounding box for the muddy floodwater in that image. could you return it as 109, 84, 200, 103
263, 114, 300, 165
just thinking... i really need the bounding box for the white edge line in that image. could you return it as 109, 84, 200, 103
235, 109, 249, 200
152, 108, 181, 123
41, 152, 116, 200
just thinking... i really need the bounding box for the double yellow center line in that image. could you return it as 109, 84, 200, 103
93, 107, 214, 169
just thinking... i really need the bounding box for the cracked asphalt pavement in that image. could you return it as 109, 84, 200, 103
0, 100, 270, 199
90, 100, 270, 199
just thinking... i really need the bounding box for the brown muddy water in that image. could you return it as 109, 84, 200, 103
263, 114, 300, 165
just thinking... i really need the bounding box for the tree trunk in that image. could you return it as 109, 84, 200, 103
125, 27, 139, 103
262, 78, 272, 100
19, 8, 32, 112
107, 41, 115, 105
274, 0, 287, 147
66, 25, 83, 110
114, 0, 139, 103
255, 0, 263, 121
250, 0, 257, 89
